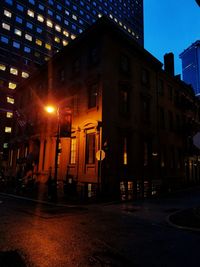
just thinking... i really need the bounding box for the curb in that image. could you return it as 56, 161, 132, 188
0, 192, 85, 209
166, 209, 200, 233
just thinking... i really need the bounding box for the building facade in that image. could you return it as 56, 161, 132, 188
8, 18, 200, 201
179, 41, 200, 97
196, 0, 200, 7
0, 0, 144, 160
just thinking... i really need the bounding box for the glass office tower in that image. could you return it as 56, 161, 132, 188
179, 41, 200, 97
0, 0, 143, 159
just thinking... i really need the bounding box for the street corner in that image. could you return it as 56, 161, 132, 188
167, 207, 200, 231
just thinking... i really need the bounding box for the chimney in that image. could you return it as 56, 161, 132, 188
164, 53, 174, 76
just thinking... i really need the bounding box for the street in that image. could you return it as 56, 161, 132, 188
1, 189, 200, 266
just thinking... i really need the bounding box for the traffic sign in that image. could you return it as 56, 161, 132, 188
96, 150, 105, 161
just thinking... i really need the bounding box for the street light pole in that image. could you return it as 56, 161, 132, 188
45, 105, 60, 201
52, 107, 60, 201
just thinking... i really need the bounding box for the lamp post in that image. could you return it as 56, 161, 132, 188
45, 105, 60, 201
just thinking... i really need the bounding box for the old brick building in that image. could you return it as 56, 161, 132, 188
8, 18, 200, 201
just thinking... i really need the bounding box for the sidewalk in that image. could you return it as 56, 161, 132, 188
0, 182, 84, 208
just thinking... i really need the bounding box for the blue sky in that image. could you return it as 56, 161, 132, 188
144, 0, 200, 76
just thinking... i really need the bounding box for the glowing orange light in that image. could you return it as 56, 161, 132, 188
45, 105, 56, 113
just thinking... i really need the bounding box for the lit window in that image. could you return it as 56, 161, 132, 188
46, 20, 53, 28
55, 24, 61, 32
27, 10, 34, 17
0, 64, 6, 71
10, 67, 18, 75
8, 82, 17, 89
62, 40, 68, 46
72, 14, 77, 20
3, 143, 8, 148
123, 137, 128, 165
29, 0, 35, 4
22, 72, 29, 78
14, 28, 22, 36
25, 34, 32, 41
7, 96, 14, 104
70, 138, 76, 164
5, 127, 12, 133
2, 22, 10, 30
54, 37, 60, 43
13, 41, 20, 49
63, 30, 69, 37
45, 43, 51, 50
4, 10, 12, 18
6, 111, 13, 118
71, 34, 76, 40
37, 14, 44, 22
36, 39, 42, 46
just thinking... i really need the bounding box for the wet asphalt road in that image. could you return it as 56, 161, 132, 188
1, 190, 200, 267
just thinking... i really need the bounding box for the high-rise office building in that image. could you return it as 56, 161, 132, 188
196, 0, 200, 7
179, 41, 200, 96
0, 0, 144, 159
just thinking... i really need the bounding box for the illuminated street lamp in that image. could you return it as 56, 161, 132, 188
45, 105, 60, 201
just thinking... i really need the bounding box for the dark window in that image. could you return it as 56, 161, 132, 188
42, 140, 46, 170
159, 107, 165, 129
142, 97, 151, 122
16, 16, 23, 24
1, 36, 9, 44
88, 44, 100, 66
168, 111, 174, 131
72, 58, 81, 75
38, 4, 44, 10
26, 22, 33, 29
119, 88, 130, 116
170, 145, 175, 168
36, 27, 42, 33
13, 41, 20, 49
141, 68, 150, 85
119, 54, 130, 74
168, 85, 173, 100
88, 84, 98, 109
58, 68, 65, 83
86, 133, 95, 164
176, 114, 180, 132
17, 4, 24, 11
158, 79, 164, 96
5, 0, 13, 5
24, 46, 31, 53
